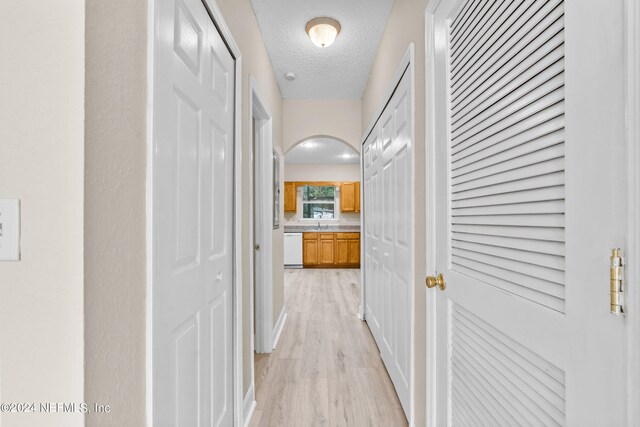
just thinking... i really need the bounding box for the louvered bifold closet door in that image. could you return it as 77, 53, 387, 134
449, 0, 566, 313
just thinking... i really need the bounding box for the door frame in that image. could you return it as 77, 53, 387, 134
424, 4, 440, 426
626, 0, 640, 424
146, 0, 244, 425
249, 76, 274, 356
424, 1, 640, 425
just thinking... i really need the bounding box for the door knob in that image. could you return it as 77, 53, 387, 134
426, 273, 446, 291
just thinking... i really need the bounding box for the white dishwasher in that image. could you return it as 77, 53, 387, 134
284, 232, 303, 268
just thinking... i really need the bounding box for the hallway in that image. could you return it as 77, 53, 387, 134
250, 269, 408, 426
4, 0, 640, 425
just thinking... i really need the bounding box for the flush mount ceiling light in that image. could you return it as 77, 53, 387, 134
305, 17, 341, 48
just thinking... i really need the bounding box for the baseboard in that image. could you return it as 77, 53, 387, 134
243, 383, 256, 427
272, 306, 287, 349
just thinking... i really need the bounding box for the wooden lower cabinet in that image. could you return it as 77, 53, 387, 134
336, 239, 349, 265
303, 233, 319, 265
319, 234, 335, 265
348, 239, 360, 264
303, 232, 360, 268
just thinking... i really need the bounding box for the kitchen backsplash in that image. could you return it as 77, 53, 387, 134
284, 211, 360, 226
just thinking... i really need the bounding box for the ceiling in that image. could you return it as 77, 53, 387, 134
250, 0, 395, 99
285, 137, 359, 164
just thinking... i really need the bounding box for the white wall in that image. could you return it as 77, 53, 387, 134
2, 0, 285, 424
283, 99, 362, 153
84, 0, 148, 425
0, 1, 85, 426
284, 163, 360, 182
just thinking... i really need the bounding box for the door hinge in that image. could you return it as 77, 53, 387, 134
610, 248, 625, 315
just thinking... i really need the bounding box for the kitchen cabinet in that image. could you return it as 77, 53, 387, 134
303, 232, 360, 268
336, 239, 349, 265
336, 232, 360, 266
340, 182, 360, 213
284, 181, 360, 214
319, 233, 335, 265
284, 182, 297, 212
349, 239, 360, 264
303, 233, 319, 265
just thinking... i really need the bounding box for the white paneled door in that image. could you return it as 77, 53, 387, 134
428, 0, 628, 425
363, 64, 413, 418
153, 0, 235, 425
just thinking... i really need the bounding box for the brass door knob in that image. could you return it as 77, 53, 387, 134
426, 273, 446, 291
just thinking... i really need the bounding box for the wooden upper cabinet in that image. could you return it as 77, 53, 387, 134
284, 182, 297, 212
286, 181, 359, 214
341, 182, 357, 212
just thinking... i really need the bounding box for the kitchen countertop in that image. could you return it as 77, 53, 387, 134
284, 225, 361, 233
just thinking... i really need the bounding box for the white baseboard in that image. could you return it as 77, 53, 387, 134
243, 383, 256, 427
272, 306, 287, 349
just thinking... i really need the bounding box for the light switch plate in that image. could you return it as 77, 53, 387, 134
0, 199, 20, 261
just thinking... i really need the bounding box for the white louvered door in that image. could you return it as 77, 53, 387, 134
428, 0, 628, 425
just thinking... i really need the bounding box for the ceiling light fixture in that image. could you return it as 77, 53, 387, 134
305, 17, 341, 48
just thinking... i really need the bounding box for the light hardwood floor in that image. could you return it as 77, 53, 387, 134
250, 268, 408, 427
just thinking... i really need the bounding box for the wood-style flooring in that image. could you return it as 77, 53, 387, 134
250, 268, 408, 427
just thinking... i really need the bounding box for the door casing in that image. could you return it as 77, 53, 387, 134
424, 1, 640, 425
146, 0, 244, 425
424, 7, 439, 425
249, 76, 274, 357
625, 0, 640, 424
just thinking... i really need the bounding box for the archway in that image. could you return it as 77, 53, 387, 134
284, 136, 359, 163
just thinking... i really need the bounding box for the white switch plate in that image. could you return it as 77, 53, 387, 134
0, 199, 20, 261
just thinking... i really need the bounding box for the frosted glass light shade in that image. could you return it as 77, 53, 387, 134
305, 17, 341, 48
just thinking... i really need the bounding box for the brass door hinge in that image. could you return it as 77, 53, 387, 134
610, 248, 624, 315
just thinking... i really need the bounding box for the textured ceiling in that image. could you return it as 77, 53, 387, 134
250, 0, 395, 99
285, 137, 359, 164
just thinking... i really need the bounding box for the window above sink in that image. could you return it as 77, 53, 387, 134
301, 185, 336, 219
